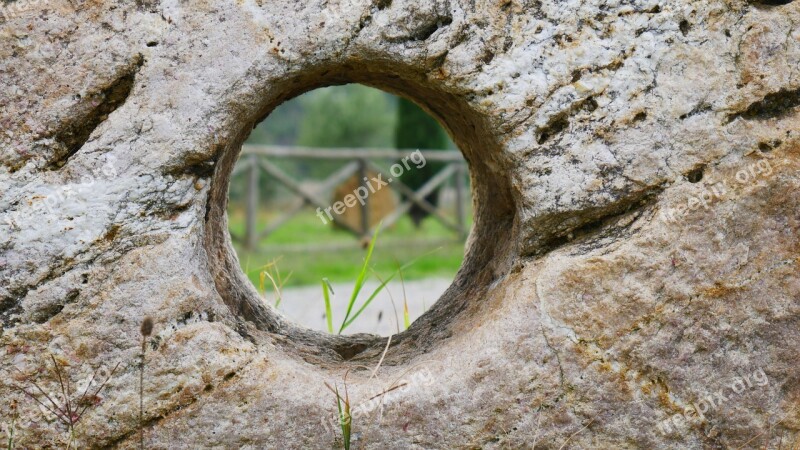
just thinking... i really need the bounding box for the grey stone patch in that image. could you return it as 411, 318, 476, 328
0, 0, 799, 448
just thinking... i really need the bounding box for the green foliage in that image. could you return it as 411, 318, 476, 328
338, 225, 382, 333
230, 209, 470, 288
324, 383, 352, 450
403, 299, 411, 330
394, 97, 449, 226
394, 97, 448, 150
315, 225, 433, 334
297, 84, 397, 148
322, 226, 396, 335
247, 98, 305, 146
227, 84, 467, 334
232, 85, 458, 205
258, 260, 292, 308
322, 278, 334, 334
230, 98, 307, 202
235, 84, 399, 197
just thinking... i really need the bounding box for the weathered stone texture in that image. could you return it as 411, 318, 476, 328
1, 0, 799, 448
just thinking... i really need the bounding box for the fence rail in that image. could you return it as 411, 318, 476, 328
242, 145, 467, 161
230, 145, 470, 251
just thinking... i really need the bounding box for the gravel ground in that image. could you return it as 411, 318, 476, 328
274, 278, 453, 335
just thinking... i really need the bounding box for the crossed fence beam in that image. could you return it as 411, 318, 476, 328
229, 145, 470, 251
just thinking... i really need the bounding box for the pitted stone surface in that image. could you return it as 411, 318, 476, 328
1, 0, 799, 448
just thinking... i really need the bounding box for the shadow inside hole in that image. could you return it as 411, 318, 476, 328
686, 166, 705, 183
679, 19, 691, 36
759, 140, 781, 153
749, 0, 794, 5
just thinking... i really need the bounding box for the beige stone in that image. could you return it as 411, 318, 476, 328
1, 0, 799, 448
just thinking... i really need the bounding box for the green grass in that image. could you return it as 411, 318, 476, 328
228, 206, 470, 289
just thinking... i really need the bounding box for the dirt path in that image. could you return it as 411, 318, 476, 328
274, 278, 453, 335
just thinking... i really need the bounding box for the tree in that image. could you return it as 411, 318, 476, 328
297, 84, 396, 149
235, 84, 398, 204
295, 84, 397, 179
394, 97, 448, 227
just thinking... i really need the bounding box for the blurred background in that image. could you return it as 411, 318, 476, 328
227, 84, 472, 335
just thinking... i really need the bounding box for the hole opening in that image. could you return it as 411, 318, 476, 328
686, 166, 705, 183
227, 85, 470, 337
203, 68, 518, 364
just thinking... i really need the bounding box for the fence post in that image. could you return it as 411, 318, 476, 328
246, 154, 260, 250
455, 163, 467, 239
358, 158, 370, 238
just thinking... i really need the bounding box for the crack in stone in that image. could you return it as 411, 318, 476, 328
505, 50, 633, 137
536, 282, 694, 436
525, 186, 663, 258
726, 87, 800, 124
748, 0, 795, 5
46, 55, 143, 170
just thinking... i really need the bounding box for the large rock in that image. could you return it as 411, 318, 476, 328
1, 0, 799, 448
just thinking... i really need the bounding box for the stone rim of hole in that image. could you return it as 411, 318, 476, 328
203, 69, 518, 366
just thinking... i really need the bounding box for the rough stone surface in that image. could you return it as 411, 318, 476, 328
1, 0, 799, 448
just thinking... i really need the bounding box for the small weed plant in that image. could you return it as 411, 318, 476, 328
321, 225, 421, 334
13, 355, 119, 449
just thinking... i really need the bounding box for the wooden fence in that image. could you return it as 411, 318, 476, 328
229, 145, 470, 251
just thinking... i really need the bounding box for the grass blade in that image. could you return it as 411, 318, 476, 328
23, 374, 69, 425
262, 270, 280, 308
373, 271, 401, 335
75, 361, 121, 423
258, 271, 267, 298
340, 270, 396, 330
339, 225, 381, 333
276, 269, 293, 308
13, 385, 69, 425
322, 278, 334, 334
403, 299, 410, 330
399, 265, 410, 330
257, 258, 291, 308
324, 382, 351, 450
342, 384, 351, 450
51, 355, 72, 424
340, 255, 423, 331
333, 384, 346, 448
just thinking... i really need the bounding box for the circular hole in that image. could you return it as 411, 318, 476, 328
204, 72, 516, 363
686, 166, 705, 183
758, 140, 780, 153
226, 84, 471, 337
679, 20, 691, 37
